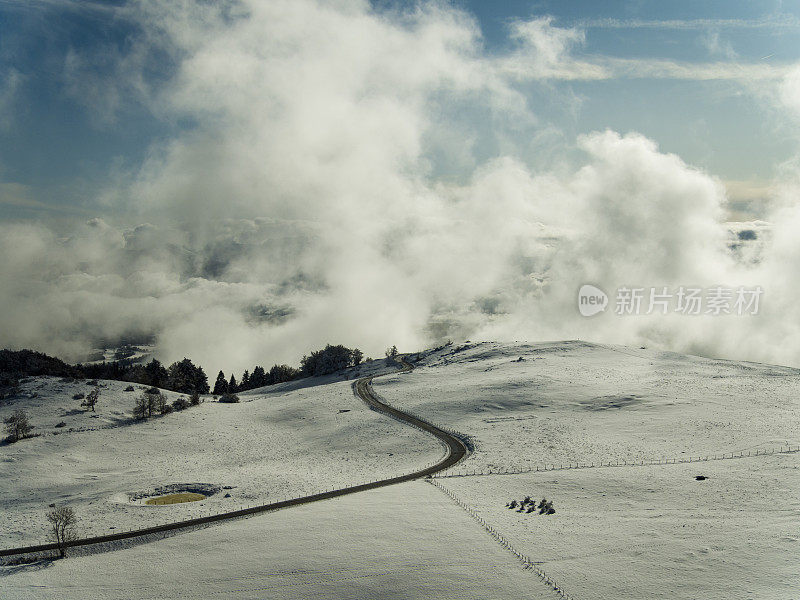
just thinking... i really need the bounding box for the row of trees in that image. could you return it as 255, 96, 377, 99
0, 349, 77, 378
79, 357, 209, 395
212, 363, 300, 395
2, 341, 390, 405
211, 344, 367, 394
300, 344, 363, 377
0, 350, 210, 395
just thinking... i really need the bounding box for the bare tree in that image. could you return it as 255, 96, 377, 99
154, 391, 168, 415
81, 387, 100, 412
4, 409, 32, 442
46, 506, 77, 558
133, 390, 167, 419
133, 393, 149, 419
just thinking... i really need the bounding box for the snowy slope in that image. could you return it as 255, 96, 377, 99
439, 454, 799, 600
2, 482, 553, 600
374, 340, 800, 471
372, 341, 800, 599
0, 360, 443, 547
3, 341, 799, 599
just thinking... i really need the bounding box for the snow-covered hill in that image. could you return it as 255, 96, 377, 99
0, 359, 442, 548
375, 340, 800, 470
2, 341, 799, 599
374, 340, 800, 599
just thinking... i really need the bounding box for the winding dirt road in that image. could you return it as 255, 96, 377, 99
1, 357, 468, 559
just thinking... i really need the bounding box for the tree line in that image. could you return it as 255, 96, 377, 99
213, 363, 299, 395
0, 349, 209, 395
80, 357, 210, 395
212, 344, 367, 394
0, 342, 375, 399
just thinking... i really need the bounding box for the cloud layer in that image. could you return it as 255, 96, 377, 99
2, 0, 800, 373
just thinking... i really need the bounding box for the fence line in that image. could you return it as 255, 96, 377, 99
427, 478, 578, 600
433, 444, 799, 479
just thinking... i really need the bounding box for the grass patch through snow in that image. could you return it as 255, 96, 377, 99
145, 492, 206, 505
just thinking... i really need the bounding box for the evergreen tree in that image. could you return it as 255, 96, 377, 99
194, 366, 209, 394
167, 358, 209, 394
241, 370, 250, 390
228, 373, 237, 393
213, 371, 228, 395
269, 364, 300, 383
143, 359, 168, 388
300, 344, 356, 377
250, 365, 266, 388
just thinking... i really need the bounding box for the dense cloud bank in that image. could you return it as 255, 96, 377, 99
2, 0, 800, 372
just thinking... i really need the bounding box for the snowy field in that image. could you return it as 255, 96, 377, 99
1, 482, 552, 600
2, 340, 799, 598
373, 341, 800, 598
0, 359, 443, 547
438, 455, 799, 599
374, 340, 800, 471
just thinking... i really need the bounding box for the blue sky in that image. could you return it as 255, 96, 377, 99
1, 0, 800, 220
456, 0, 800, 201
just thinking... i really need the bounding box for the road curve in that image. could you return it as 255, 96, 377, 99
1, 356, 468, 559
355, 358, 467, 476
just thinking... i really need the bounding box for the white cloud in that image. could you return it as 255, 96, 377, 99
701, 29, 738, 60
493, 17, 788, 83
601, 56, 792, 81
575, 16, 800, 31
5, 0, 800, 372
780, 65, 800, 115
